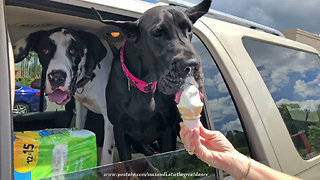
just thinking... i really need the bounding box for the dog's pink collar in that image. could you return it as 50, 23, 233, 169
121, 39, 157, 93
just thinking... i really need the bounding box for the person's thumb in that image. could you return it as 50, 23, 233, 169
199, 124, 218, 139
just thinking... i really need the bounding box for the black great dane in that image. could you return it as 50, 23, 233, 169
93, 0, 211, 161
13, 28, 114, 165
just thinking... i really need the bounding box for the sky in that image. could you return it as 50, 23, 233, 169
210, 0, 320, 35
143, 0, 320, 35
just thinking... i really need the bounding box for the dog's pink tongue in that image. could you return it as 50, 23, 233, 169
175, 88, 184, 104
48, 89, 68, 105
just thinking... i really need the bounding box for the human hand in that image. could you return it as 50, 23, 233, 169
180, 122, 303, 180
179, 122, 246, 178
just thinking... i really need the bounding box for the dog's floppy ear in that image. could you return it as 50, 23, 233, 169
75, 30, 107, 87
13, 31, 46, 63
91, 8, 139, 39
185, 0, 212, 24
76, 30, 107, 63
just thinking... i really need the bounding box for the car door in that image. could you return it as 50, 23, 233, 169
0, 0, 14, 179
204, 15, 320, 178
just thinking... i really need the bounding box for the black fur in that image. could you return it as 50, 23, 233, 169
96, 0, 211, 161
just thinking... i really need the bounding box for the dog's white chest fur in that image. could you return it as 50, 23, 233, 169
75, 43, 113, 114
74, 42, 114, 165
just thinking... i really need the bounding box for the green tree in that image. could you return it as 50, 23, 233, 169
278, 103, 319, 157
308, 122, 320, 154
27, 52, 41, 78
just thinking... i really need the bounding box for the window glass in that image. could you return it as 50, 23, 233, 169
41, 149, 216, 180
14, 52, 65, 113
13, 52, 71, 133
15, 85, 21, 90
192, 35, 250, 156
243, 38, 320, 159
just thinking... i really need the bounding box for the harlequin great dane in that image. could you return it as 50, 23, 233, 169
93, 0, 211, 161
13, 28, 114, 165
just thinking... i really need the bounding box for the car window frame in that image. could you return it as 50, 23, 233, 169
0, 0, 14, 179
242, 37, 320, 159
192, 32, 251, 150
193, 19, 261, 180
239, 36, 320, 174
5, 1, 223, 179
195, 16, 320, 176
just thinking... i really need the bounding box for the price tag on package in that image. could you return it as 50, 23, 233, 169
14, 132, 41, 173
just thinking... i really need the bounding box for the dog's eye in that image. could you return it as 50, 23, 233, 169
187, 26, 192, 33
69, 49, 76, 56
42, 49, 49, 55
183, 24, 192, 34
153, 28, 163, 37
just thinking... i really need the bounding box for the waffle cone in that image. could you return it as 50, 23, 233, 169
178, 105, 203, 121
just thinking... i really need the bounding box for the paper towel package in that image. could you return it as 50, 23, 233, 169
13, 129, 97, 180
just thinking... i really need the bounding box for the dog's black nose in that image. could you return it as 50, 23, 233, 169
182, 58, 200, 75
48, 70, 67, 87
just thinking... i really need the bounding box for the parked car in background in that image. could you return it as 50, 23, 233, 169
13, 83, 46, 115
30, 78, 41, 89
